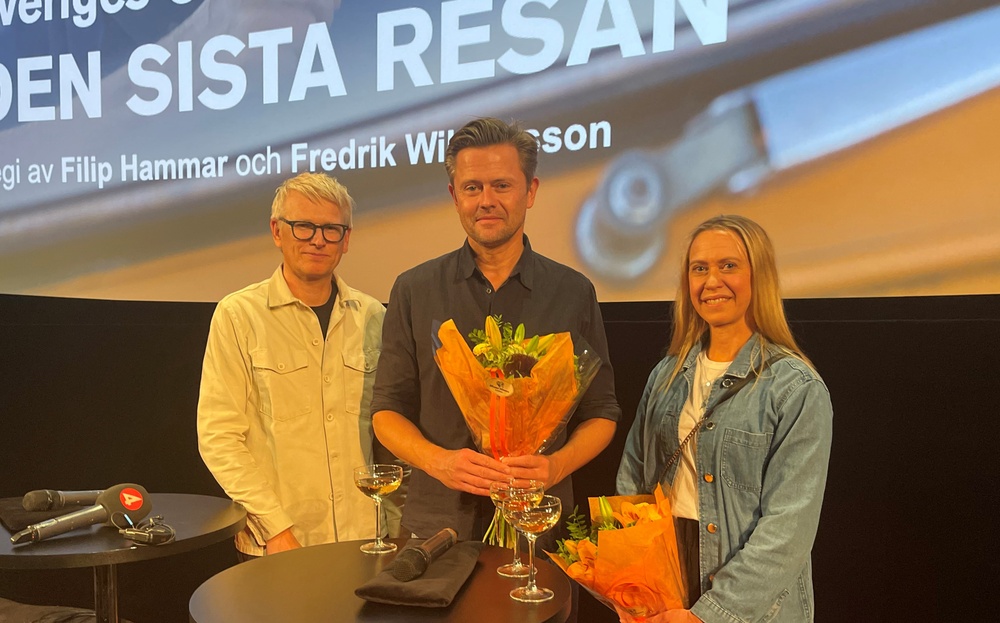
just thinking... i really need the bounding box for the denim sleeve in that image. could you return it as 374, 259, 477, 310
615, 359, 671, 495
693, 367, 833, 623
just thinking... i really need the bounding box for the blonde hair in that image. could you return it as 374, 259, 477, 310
665, 214, 811, 386
271, 172, 355, 225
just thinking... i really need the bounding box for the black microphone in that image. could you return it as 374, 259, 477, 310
22, 489, 104, 512
391, 527, 458, 581
10, 484, 152, 545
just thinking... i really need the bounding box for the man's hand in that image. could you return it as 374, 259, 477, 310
265, 528, 302, 555
427, 448, 510, 496
502, 454, 559, 489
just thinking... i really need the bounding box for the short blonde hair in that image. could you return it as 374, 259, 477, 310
271, 172, 355, 225
666, 215, 810, 384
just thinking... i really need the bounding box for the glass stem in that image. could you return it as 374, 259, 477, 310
525, 535, 537, 592
374, 499, 383, 547
511, 527, 521, 565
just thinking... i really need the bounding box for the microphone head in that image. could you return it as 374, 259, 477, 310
97, 484, 152, 524
22, 490, 56, 512
391, 547, 429, 582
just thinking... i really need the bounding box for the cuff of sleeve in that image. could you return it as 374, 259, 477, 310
691, 597, 745, 623
248, 509, 295, 543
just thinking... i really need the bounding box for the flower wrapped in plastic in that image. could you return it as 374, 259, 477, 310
433, 315, 601, 460
432, 316, 602, 546
548, 485, 688, 622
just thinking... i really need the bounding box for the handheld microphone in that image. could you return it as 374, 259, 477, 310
10, 484, 151, 545
22, 489, 104, 512
391, 528, 458, 581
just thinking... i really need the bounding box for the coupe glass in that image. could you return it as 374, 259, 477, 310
353, 463, 403, 554
489, 479, 544, 577
504, 494, 562, 603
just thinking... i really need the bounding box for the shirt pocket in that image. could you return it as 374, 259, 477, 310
720, 428, 772, 493
342, 347, 380, 416
250, 347, 312, 421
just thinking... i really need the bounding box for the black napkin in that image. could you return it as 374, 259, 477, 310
0, 497, 73, 534
355, 540, 485, 607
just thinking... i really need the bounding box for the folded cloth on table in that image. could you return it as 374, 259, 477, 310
355, 540, 485, 607
0, 497, 74, 534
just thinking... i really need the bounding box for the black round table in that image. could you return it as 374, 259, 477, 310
1, 493, 246, 623
189, 539, 572, 623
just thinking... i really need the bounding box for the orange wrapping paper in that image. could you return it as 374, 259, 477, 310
434, 318, 583, 456
549, 485, 687, 621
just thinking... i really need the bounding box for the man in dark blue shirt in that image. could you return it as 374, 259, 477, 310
371, 117, 621, 541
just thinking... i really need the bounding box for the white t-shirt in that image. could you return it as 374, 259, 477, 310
672, 351, 731, 520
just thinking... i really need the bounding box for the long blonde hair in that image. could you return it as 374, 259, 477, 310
665, 215, 810, 387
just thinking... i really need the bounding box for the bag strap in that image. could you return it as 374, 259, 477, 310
659, 353, 788, 483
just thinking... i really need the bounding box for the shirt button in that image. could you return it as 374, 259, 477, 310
324, 375, 331, 383
703, 473, 714, 483
326, 413, 334, 421
486, 288, 493, 294
721, 378, 734, 388
706, 523, 718, 534
705, 422, 716, 430
277, 363, 285, 371
312, 338, 321, 346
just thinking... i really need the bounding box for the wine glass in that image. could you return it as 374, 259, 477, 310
489, 479, 544, 577
353, 463, 404, 554
504, 494, 562, 603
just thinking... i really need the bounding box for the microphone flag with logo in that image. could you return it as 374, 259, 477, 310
10, 483, 151, 545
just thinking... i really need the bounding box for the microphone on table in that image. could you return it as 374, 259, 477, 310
391, 527, 459, 582
22, 488, 104, 512
10, 484, 152, 545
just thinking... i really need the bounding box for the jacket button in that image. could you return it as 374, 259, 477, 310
721, 378, 734, 388
703, 473, 714, 483
705, 422, 716, 430
708, 573, 715, 584
706, 523, 718, 534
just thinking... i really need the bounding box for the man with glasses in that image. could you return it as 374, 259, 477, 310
197, 172, 386, 559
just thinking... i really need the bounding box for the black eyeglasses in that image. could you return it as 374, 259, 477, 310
278, 218, 350, 243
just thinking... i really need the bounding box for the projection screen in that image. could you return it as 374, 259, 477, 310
2, 0, 998, 302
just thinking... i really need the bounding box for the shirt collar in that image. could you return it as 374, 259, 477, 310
267, 265, 355, 308
682, 333, 767, 378
455, 234, 535, 290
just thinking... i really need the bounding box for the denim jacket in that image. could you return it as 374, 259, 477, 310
617, 336, 832, 623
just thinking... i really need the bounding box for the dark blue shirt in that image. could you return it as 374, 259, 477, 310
371, 236, 621, 539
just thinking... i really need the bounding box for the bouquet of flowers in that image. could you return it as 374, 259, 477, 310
548, 485, 688, 621
433, 315, 601, 545
433, 315, 600, 459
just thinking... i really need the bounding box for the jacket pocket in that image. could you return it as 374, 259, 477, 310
720, 428, 771, 493
343, 347, 380, 415
250, 347, 311, 421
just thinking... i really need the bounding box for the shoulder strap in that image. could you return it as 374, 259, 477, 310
658, 353, 787, 485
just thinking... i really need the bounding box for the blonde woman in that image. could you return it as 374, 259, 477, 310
617, 215, 832, 623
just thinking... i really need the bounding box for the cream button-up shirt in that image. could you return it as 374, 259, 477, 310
198, 267, 384, 555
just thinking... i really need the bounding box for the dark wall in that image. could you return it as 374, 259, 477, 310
2, 293, 997, 622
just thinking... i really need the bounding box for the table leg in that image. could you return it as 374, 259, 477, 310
94, 563, 119, 623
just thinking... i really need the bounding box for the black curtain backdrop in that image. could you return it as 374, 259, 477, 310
1, 293, 997, 622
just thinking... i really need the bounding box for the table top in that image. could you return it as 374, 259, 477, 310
189, 539, 572, 623
0, 493, 246, 570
